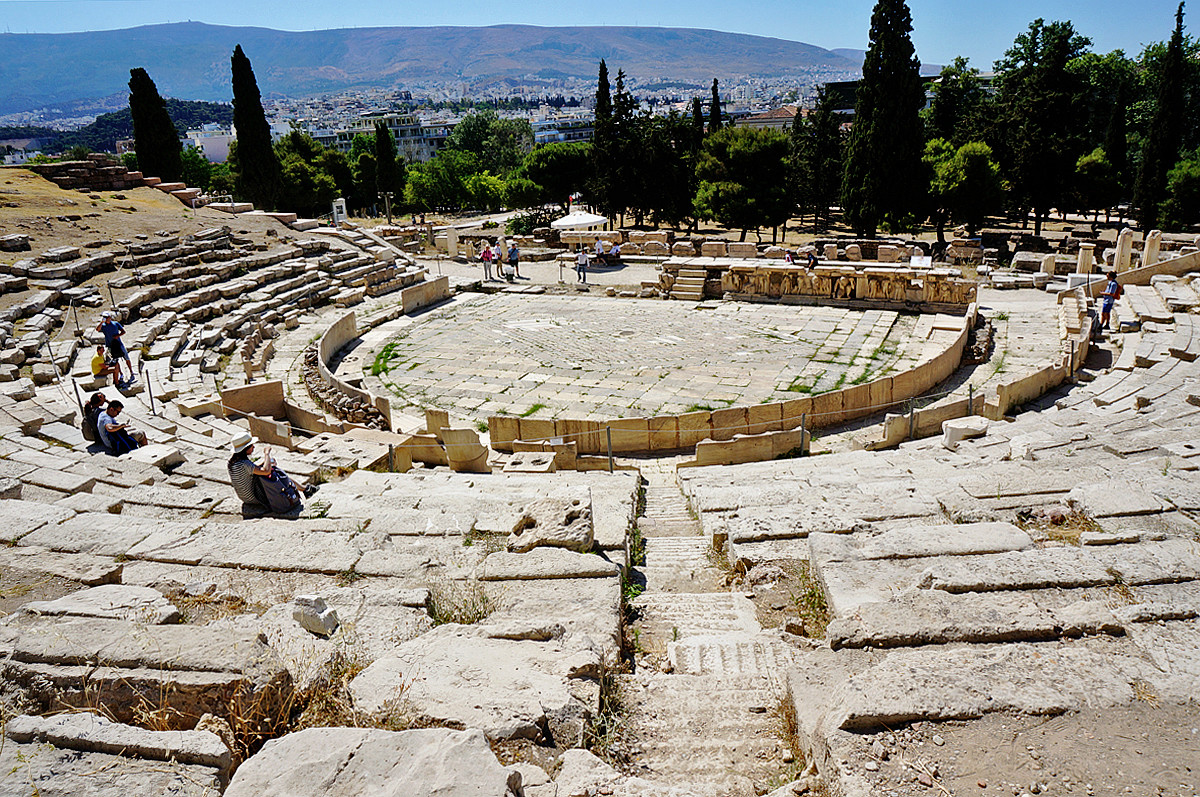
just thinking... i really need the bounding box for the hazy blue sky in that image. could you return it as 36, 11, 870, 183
0, 0, 1187, 66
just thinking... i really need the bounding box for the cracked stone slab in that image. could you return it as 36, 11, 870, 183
1068, 481, 1175, 517
19, 513, 191, 557
0, 499, 75, 544
6, 712, 231, 777
226, 727, 521, 797
479, 548, 620, 580
19, 584, 180, 624
721, 505, 866, 543
809, 522, 1033, 563
0, 545, 122, 585
0, 739, 222, 797
126, 521, 365, 574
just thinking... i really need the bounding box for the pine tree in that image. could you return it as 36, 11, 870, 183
231, 44, 282, 210
840, 0, 927, 237
709, 79, 723, 131
1103, 80, 1129, 186
1135, 2, 1187, 229
993, 20, 1092, 235
691, 97, 706, 147
791, 88, 844, 231
595, 60, 612, 126
128, 68, 182, 183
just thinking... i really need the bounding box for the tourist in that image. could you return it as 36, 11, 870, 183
575, 246, 589, 284
90, 344, 121, 386
806, 250, 819, 268
507, 242, 521, 279
227, 431, 316, 516
608, 241, 621, 263
492, 241, 502, 266
96, 311, 135, 388
81, 391, 106, 444
1101, 270, 1122, 329
480, 240, 493, 281
784, 250, 794, 264
97, 399, 146, 455
594, 237, 607, 266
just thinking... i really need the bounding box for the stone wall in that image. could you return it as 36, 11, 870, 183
313, 311, 393, 430
25, 154, 144, 192
489, 305, 976, 456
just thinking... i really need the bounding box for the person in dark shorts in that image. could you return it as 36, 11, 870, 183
96, 311, 135, 388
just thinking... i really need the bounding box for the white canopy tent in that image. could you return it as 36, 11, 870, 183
550, 210, 608, 230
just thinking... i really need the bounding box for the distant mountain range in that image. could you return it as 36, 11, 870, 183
0, 22, 863, 116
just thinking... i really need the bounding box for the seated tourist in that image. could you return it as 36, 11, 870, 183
81, 392, 106, 445
97, 400, 146, 455
227, 431, 316, 517
594, 238, 607, 266
608, 242, 621, 262
90, 344, 121, 386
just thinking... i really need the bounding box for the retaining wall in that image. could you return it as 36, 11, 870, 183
490, 304, 977, 456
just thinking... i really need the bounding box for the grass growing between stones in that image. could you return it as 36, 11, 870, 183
786, 561, 830, 638
585, 666, 630, 768
428, 578, 496, 625
1016, 509, 1103, 547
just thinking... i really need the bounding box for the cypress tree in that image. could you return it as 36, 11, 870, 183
691, 97, 706, 147
840, 0, 926, 237
1104, 79, 1129, 186
1134, 2, 1187, 229
128, 68, 182, 183
590, 60, 614, 216
231, 44, 282, 210
709, 79, 723, 131
374, 121, 404, 198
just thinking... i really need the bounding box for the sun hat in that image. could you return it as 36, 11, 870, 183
101, 310, 113, 318
230, 431, 256, 453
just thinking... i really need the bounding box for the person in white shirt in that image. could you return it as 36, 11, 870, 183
575, 247, 589, 283
594, 237, 607, 265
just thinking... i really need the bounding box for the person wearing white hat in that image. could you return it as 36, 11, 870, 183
96, 311, 135, 389
227, 431, 316, 516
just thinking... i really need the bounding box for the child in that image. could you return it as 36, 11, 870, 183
1100, 270, 1122, 329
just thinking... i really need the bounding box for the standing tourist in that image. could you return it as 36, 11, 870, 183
1101, 271, 1122, 329
480, 240, 493, 281
575, 246, 589, 284
96, 311, 135, 388
508, 242, 521, 279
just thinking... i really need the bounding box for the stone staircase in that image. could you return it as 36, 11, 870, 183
669, 266, 707, 301
616, 464, 797, 796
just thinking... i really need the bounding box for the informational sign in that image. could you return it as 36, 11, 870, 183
911, 255, 933, 269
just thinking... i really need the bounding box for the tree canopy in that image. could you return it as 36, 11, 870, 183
127, 68, 182, 183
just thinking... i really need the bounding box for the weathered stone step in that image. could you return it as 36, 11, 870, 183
668, 634, 801, 676
633, 592, 760, 639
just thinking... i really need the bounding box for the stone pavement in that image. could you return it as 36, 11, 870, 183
362, 293, 923, 422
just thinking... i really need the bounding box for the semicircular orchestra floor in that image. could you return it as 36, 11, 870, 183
364, 293, 930, 422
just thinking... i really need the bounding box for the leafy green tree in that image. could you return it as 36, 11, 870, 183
128, 68, 182, 182
924, 139, 1004, 247
1074, 147, 1122, 220
694, 127, 791, 241
1068, 50, 1137, 184
464, 171, 506, 212
230, 44, 282, 210
1161, 148, 1200, 227
841, 0, 927, 236
518, 141, 593, 210
926, 57, 987, 146
404, 150, 478, 211
709, 79, 723, 131
1135, 3, 1188, 229
444, 110, 533, 176
504, 177, 544, 212
352, 152, 376, 214
274, 132, 338, 217
626, 112, 694, 227
179, 146, 212, 191
993, 19, 1092, 235
790, 87, 845, 230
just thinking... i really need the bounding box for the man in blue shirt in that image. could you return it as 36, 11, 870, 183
1100, 271, 1121, 329
96, 311, 135, 388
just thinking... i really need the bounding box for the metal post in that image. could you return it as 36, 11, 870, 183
388, 443, 396, 473
968, 383, 974, 413
606, 427, 614, 473
71, 301, 81, 337
106, 281, 116, 310
71, 378, 84, 418
800, 413, 807, 457
908, 399, 915, 441
146, 371, 156, 416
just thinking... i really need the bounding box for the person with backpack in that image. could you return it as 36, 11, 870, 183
507, 242, 521, 279
81, 392, 106, 445
1101, 270, 1122, 329
227, 431, 316, 517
